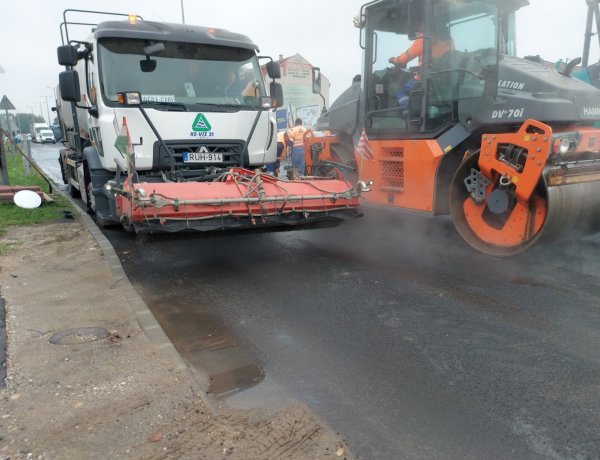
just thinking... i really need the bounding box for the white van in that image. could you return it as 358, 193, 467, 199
37, 129, 56, 144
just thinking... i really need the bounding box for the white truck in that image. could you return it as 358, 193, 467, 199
56, 10, 361, 232
30, 123, 52, 143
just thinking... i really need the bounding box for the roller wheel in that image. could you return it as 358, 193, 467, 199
449, 152, 548, 256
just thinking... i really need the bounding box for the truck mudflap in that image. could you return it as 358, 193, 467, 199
114, 168, 364, 233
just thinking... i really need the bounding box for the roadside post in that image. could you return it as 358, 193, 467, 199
0, 130, 8, 185
0, 95, 16, 184
23, 138, 32, 175
10, 134, 16, 162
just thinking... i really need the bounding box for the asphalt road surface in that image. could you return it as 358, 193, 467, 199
32, 143, 600, 459
28, 141, 63, 186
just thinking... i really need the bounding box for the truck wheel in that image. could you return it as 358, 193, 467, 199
83, 161, 95, 216
58, 156, 67, 184
121, 216, 136, 234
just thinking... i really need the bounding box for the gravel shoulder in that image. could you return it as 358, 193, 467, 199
0, 221, 350, 459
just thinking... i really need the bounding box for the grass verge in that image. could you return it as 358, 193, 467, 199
0, 148, 75, 245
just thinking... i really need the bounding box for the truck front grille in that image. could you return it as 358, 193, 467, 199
153, 140, 244, 170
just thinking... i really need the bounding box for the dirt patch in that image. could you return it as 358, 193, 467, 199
0, 222, 351, 459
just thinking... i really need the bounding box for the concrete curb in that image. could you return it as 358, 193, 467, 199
60, 189, 188, 371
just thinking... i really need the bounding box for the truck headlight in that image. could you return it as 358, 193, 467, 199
117, 92, 141, 106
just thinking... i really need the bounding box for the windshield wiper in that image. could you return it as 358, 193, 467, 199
142, 101, 188, 112
191, 102, 249, 112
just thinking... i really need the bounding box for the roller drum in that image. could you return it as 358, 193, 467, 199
542, 179, 600, 240
449, 154, 600, 256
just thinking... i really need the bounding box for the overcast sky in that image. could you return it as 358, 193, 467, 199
0, 0, 596, 122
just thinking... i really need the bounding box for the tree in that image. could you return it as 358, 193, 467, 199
16, 113, 45, 133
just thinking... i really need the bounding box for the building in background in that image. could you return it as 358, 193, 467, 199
263, 54, 330, 130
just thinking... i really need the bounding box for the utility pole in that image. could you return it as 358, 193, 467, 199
38, 100, 45, 123
47, 86, 57, 124
41, 95, 51, 126
47, 86, 57, 101
180, 0, 185, 24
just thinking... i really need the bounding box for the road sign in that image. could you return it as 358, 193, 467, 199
0, 95, 16, 111
0, 130, 9, 185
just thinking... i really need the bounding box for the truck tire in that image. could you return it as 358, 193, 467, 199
82, 160, 94, 216
58, 154, 67, 184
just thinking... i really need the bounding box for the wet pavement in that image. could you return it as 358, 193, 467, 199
28, 141, 63, 185
101, 215, 600, 460
30, 142, 600, 459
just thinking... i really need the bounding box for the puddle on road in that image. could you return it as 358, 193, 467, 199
144, 301, 264, 398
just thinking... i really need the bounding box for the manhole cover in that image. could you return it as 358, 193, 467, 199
49, 327, 109, 345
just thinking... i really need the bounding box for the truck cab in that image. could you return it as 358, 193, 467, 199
57, 13, 285, 226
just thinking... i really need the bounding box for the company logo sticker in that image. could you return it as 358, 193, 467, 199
190, 113, 214, 137
582, 107, 600, 117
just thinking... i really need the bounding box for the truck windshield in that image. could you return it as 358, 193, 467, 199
97, 38, 266, 110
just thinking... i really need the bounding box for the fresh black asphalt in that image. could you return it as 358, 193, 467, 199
104, 210, 600, 460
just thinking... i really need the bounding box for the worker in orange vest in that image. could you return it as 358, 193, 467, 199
287, 118, 307, 176
389, 33, 453, 69
265, 130, 289, 176
389, 28, 453, 110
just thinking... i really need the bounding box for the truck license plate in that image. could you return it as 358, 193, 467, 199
183, 152, 223, 163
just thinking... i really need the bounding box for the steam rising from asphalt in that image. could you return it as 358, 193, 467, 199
300, 207, 600, 282
306, 207, 472, 268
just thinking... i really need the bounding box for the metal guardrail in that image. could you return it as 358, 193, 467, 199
1, 128, 53, 194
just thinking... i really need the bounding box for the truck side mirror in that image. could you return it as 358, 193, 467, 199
312, 67, 322, 94
269, 82, 284, 108
266, 61, 281, 79
57, 45, 79, 67
58, 70, 81, 102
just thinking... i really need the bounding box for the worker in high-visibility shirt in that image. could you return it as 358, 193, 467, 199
287, 118, 307, 176
389, 32, 453, 68
388, 28, 453, 109
265, 130, 288, 176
